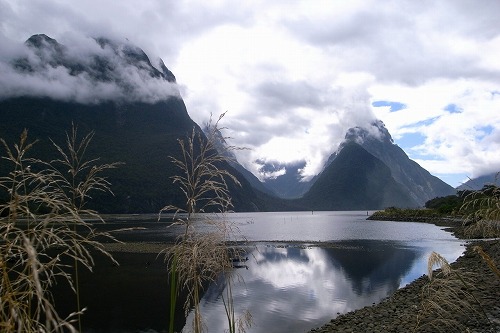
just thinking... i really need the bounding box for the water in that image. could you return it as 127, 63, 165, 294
73, 211, 464, 333
218, 211, 456, 242
181, 211, 464, 333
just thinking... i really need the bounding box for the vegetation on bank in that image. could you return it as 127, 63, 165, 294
371, 182, 500, 332
369, 206, 445, 221
371, 185, 500, 226
0, 127, 119, 332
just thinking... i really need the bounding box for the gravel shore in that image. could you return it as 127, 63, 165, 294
308, 221, 500, 333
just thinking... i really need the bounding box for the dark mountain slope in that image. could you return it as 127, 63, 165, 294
0, 34, 275, 213
205, 125, 277, 197
331, 121, 455, 206
299, 142, 418, 210
0, 96, 194, 212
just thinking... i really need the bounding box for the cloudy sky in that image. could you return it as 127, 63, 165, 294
1, 0, 500, 187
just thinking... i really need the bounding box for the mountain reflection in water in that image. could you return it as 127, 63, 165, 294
52, 212, 463, 333
184, 240, 423, 333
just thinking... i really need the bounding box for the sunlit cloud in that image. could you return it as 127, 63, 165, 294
1, 0, 500, 186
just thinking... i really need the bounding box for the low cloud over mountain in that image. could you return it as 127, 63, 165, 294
0, 34, 180, 104
0, 35, 274, 213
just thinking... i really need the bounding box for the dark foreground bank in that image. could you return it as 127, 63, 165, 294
308, 219, 500, 333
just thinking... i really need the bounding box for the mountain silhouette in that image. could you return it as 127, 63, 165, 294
0, 34, 274, 213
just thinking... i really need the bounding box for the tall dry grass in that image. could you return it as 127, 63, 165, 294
0, 126, 119, 332
460, 182, 500, 238
159, 113, 251, 333
414, 252, 490, 332
416, 178, 500, 332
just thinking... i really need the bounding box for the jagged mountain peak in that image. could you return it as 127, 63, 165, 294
301, 141, 418, 209
24, 34, 175, 82
26, 34, 62, 51
334, 120, 455, 205
21, 34, 66, 69
93, 36, 176, 82
344, 120, 394, 147
4, 34, 179, 104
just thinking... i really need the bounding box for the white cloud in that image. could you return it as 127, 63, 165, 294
1, 0, 500, 187
0, 34, 181, 104
371, 78, 500, 182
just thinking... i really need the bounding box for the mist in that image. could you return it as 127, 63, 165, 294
0, 34, 180, 105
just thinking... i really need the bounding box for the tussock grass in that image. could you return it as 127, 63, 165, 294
160, 113, 251, 333
473, 245, 500, 280
460, 182, 500, 238
415, 176, 500, 332
0, 126, 119, 332
415, 252, 491, 332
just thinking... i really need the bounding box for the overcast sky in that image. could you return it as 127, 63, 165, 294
1, 0, 500, 187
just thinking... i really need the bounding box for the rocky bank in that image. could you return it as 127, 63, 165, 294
308, 221, 500, 333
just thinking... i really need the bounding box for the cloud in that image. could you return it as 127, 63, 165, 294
229, 80, 378, 180
2, 0, 500, 186
283, 1, 500, 85
0, 34, 180, 104
0, 0, 257, 62
254, 80, 335, 111
373, 79, 500, 182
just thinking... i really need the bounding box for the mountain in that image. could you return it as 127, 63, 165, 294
249, 120, 453, 205
204, 124, 277, 197
330, 121, 455, 206
298, 141, 418, 210
260, 161, 313, 199
207, 115, 452, 209
4, 35, 455, 212
248, 120, 453, 209
456, 172, 500, 191
0, 34, 274, 213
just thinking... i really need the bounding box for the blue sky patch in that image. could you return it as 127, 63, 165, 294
394, 132, 426, 149
414, 117, 439, 127
444, 103, 462, 113
372, 100, 407, 112
437, 173, 468, 189
476, 125, 494, 139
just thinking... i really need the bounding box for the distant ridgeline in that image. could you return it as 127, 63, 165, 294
0, 34, 455, 213
233, 120, 456, 210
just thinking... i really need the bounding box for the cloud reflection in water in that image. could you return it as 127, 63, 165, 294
184, 240, 427, 333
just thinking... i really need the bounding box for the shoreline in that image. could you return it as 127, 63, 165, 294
308, 217, 500, 333
98, 216, 499, 332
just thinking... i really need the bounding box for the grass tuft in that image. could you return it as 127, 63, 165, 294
160, 112, 251, 333
0, 126, 119, 332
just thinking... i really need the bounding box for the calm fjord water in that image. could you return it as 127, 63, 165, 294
180, 211, 463, 333
80, 211, 464, 333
